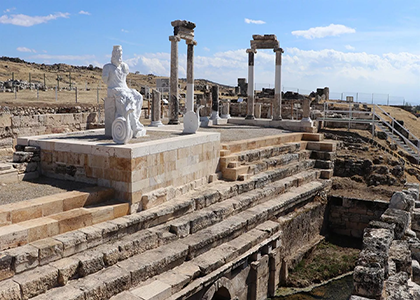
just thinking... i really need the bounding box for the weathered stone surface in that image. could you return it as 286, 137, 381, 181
13, 151, 33, 163
13, 265, 58, 299
109, 291, 140, 300
389, 240, 411, 275
6, 244, 39, 273
30, 285, 84, 300
412, 260, 420, 285
72, 275, 106, 300
53, 231, 87, 257
49, 257, 79, 286
0, 279, 21, 300
0, 253, 14, 280
30, 238, 63, 265
97, 265, 131, 299
131, 280, 171, 300
353, 265, 384, 298
381, 208, 410, 239
383, 272, 413, 300
74, 249, 105, 277
390, 191, 410, 211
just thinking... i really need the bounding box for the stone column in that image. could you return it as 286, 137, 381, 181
186, 40, 196, 112
220, 101, 231, 119
150, 89, 163, 127
273, 48, 284, 120
255, 103, 262, 118
246, 49, 256, 120
169, 35, 181, 124
211, 85, 220, 120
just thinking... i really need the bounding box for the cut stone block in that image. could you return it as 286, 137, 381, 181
31, 238, 64, 265
13, 265, 59, 299
131, 280, 171, 300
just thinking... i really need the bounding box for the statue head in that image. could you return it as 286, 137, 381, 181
111, 45, 123, 66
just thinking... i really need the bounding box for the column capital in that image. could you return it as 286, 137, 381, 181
273, 47, 284, 53
186, 39, 197, 46
169, 35, 181, 42
246, 48, 257, 54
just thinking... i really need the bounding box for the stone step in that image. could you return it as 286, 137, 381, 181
168, 169, 320, 240
0, 164, 12, 171
0, 201, 129, 251
18, 180, 327, 300
0, 159, 327, 284
0, 186, 115, 227
221, 132, 324, 154
220, 142, 303, 170
0, 168, 19, 184
222, 149, 313, 181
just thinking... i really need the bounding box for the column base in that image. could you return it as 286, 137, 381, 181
149, 120, 164, 127
210, 111, 221, 121
272, 116, 282, 121
168, 119, 180, 125
245, 115, 255, 120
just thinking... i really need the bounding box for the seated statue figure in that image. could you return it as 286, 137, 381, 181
102, 45, 145, 142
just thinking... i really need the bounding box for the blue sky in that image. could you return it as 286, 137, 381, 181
1, 0, 420, 104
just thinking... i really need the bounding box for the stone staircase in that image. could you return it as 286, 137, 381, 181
0, 133, 337, 300
376, 123, 420, 163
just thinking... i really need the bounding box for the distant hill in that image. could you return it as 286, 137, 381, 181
0, 56, 234, 92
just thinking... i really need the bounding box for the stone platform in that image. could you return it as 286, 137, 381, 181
227, 117, 318, 133
16, 128, 220, 212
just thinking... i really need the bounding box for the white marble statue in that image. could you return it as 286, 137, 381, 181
102, 45, 145, 143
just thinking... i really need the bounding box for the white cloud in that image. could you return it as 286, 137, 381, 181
17, 47, 36, 53
292, 24, 356, 39
3, 7, 15, 13
203, 47, 210, 52
131, 47, 419, 102
121, 29, 129, 33
245, 18, 266, 25
0, 12, 70, 27
79, 11, 91, 15
345, 45, 355, 51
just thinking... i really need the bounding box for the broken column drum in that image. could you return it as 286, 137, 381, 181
150, 89, 164, 127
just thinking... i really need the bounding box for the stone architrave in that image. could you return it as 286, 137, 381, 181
210, 85, 221, 120
150, 89, 164, 127
102, 45, 146, 144
273, 48, 284, 120
246, 49, 257, 120
169, 35, 181, 125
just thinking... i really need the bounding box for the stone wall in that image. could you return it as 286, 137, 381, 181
0, 112, 101, 155
328, 196, 388, 238
350, 184, 420, 299
18, 130, 220, 213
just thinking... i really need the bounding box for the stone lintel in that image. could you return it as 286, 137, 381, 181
169, 35, 181, 42
246, 48, 257, 54
252, 34, 277, 41
171, 20, 196, 30
274, 47, 284, 53
251, 40, 280, 50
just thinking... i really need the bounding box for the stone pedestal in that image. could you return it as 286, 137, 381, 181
150, 89, 164, 127
246, 49, 256, 120
169, 35, 181, 125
